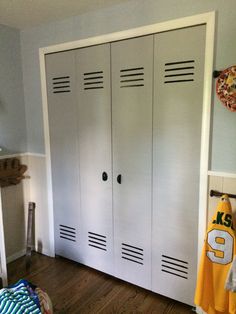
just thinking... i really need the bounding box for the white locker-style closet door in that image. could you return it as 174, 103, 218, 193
152, 25, 206, 305
46, 51, 81, 262
112, 36, 153, 289
76, 44, 113, 274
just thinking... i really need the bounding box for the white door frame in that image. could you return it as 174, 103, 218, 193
39, 12, 215, 266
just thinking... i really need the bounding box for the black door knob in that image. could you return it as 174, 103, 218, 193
102, 172, 108, 181
117, 174, 122, 184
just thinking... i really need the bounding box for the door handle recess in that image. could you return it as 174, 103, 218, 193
102, 172, 108, 181
117, 174, 122, 184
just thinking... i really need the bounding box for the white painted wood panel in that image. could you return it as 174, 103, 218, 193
112, 36, 153, 289
46, 51, 81, 261
152, 25, 206, 305
76, 44, 113, 274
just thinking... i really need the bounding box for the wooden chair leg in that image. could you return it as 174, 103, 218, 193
0, 188, 7, 287
26, 202, 35, 270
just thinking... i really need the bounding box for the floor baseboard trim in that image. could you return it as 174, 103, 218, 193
7, 249, 26, 264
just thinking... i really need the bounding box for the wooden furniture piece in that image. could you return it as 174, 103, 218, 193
26, 202, 36, 270
0, 158, 27, 187
0, 188, 7, 287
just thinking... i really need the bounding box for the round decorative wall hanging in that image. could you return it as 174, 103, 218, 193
216, 65, 236, 112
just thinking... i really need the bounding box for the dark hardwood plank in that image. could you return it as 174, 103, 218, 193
7, 253, 193, 313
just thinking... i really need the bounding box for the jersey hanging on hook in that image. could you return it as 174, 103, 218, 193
195, 194, 236, 314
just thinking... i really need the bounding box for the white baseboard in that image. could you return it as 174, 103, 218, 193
6, 247, 54, 264
37, 247, 55, 258
7, 249, 26, 264
196, 306, 205, 314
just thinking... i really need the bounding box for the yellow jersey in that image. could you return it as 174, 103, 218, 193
195, 195, 236, 314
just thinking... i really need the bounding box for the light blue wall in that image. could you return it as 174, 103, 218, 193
21, 0, 236, 172
0, 24, 27, 155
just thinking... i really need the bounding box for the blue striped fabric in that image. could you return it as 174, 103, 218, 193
0, 281, 41, 314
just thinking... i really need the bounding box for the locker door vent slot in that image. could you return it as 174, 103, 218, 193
161, 255, 188, 279
164, 60, 195, 84
83, 71, 104, 90
88, 232, 107, 251
52, 76, 71, 93
120, 67, 144, 88
121, 243, 144, 265
59, 224, 76, 242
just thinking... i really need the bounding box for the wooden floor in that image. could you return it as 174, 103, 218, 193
8, 253, 193, 313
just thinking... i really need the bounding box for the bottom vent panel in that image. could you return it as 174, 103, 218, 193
121, 243, 144, 265
59, 224, 76, 242
161, 255, 188, 279
88, 232, 107, 251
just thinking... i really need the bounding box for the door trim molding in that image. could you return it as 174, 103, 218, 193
39, 12, 215, 263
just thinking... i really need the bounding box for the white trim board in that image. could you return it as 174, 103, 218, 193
208, 171, 236, 179
39, 12, 215, 272
197, 12, 215, 261
0, 152, 46, 159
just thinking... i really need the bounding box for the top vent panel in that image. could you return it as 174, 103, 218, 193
52, 76, 71, 93
83, 71, 104, 90
164, 60, 195, 84
120, 67, 144, 88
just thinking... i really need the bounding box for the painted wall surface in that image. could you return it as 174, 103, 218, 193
0, 24, 27, 155
20, 0, 236, 173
